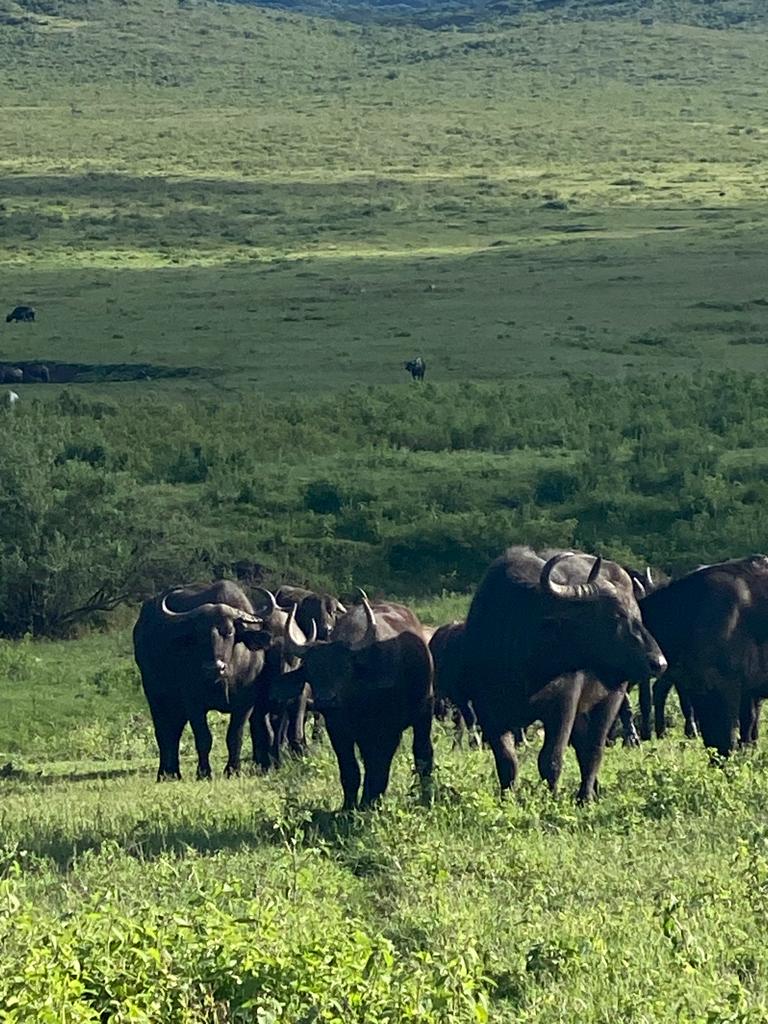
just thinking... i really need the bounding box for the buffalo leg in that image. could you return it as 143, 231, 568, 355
286, 687, 310, 757
538, 692, 580, 795
326, 716, 361, 810
692, 686, 739, 758
189, 712, 214, 779
150, 698, 186, 781
250, 709, 275, 772
270, 711, 288, 768
620, 695, 640, 748
488, 730, 519, 792
739, 695, 762, 747
411, 704, 435, 804
360, 730, 401, 809
680, 689, 699, 739
224, 707, 252, 777
571, 689, 626, 803
653, 675, 675, 738
638, 677, 653, 741
459, 701, 482, 750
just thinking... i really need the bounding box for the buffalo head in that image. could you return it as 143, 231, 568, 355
160, 587, 274, 700
276, 589, 380, 709
540, 553, 667, 685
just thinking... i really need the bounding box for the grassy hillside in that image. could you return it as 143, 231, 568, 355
2, 0, 768, 392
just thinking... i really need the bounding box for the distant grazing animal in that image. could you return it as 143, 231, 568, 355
1, 390, 20, 408
6, 306, 35, 323
22, 364, 50, 384
640, 555, 768, 756
404, 356, 426, 382
462, 548, 666, 801
0, 366, 23, 385
133, 581, 310, 780
276, 591, 434, 809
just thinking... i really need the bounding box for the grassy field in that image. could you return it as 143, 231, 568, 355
2, 0, 768, 392
3, 632, 768, 1021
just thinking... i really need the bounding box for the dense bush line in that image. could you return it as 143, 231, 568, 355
2, 372, 767, 635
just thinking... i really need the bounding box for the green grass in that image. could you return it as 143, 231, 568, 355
3, 633, 768, 1021
2, 0, 768, 393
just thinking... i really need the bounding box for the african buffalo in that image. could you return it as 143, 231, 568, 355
133, 581, 309, 779
276, 584, 347, 642
640, 555, 768, 756
22, 364, 50, 383
6, 305, 35, 323
428, 621, 482, 749
276, 591, 434, 809
462, 547, 666, 800
404, 356, 426, 382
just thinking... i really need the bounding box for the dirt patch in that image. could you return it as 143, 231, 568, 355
6, 362, 207, 384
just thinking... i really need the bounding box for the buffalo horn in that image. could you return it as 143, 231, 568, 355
350, 588, 377, 650
631, 576, 646, 601
587, 556, 602, 584
540, 553, 603, 602
644, 567, 654, 590
160, 592, 262, 625
283, 603, 314, 660
252, 586, 278, 618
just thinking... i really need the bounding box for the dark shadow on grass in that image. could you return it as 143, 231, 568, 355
0, 765, 143, 786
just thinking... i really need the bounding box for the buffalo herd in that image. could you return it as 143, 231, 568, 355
132, 548, 768, 809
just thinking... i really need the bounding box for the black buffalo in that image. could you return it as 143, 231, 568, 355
133, 581, 306, 779
463, 547, 667, 800
640, 555, 768, 756
277, 591, 434, 809
22, 364, 50, 384
6, 306, 35, 323
428, 622, 482, 749
275, 584, 347, 642
404, 356, 426, 382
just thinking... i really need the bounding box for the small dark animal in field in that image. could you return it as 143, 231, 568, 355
640, 555, 768, 756
404, 356, 426, 381
22, 364, 50, 384
0, 366, 23, 384
133, 581, 311, 780
276, 590, 434, 810
463, 548, 666, 801
6, 305, 35, 323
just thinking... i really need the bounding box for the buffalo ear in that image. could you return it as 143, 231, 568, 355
237, 625, 272, 651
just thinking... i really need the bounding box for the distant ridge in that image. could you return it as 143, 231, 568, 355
219, 0, 767, 28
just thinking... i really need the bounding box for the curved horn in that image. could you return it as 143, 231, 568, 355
350, 589, 377, 650
644, 567, 654, 590
252, 586, 277, 618
283, 603, 313, 660
540, 553, 603, 602
160, 592, 263, 626
160, 591, 214, 622
632, 576, 646, 601
335, 602, 347, 615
